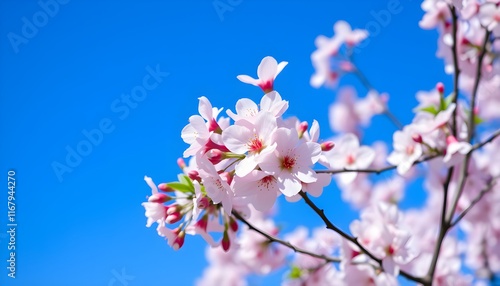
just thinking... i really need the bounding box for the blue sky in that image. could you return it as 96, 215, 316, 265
0, 0, 449, 285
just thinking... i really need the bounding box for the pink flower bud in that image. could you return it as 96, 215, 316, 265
436, 82, 444, 94
188, 170, 201, 182
158, 183, 174, 192
229, 216, 238, 232
298, 121, 308, 138
321, 141, 335, 152
412, 133, 423, 143
166, 212, 182, 224
148, 193, 171, 203
172, 230, 185, 251
197, 196, 210, 209
222, 231, 231, 252
207, 149, 224, 165
177, 158, 186, 170
167, 204, 180, 215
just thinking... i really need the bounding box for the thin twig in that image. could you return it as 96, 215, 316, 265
231, 210, 341, 263
298, 191, 426, 284
450, 177, 497, 227
316, 128, 500, 176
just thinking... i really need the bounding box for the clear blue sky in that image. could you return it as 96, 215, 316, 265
0, 0, 449, 285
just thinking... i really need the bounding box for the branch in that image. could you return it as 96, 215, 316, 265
450, 177, 497, 228
467, 29, 492, 143
472, 128, 500, 150
425, 28, 492, 285
231, 210, 341, 263
298, 191, 426, 284
316, 128, 500, 176
316, 154, 440, 175
449, 4, 460, 137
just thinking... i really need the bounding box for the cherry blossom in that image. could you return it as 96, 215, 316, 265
259, 128, 321, 197
237, 56, 288, 93
387, 125, 424, 175
222, 111, 277, 177
325, 133, 375, 184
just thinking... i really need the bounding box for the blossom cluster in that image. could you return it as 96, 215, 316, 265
141, 1, 500, 285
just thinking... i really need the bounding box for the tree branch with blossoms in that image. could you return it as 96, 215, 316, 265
231, 210, 341, 263
140, 3, 500, 285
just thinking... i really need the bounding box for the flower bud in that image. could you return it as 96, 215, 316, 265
207, 149, 223, 165
222, 230, 231, 252
166, 212, 182, 224
229, 216, 238, 232
436, 82, 444, 94
298, 121, 308, 138
197, 196, 210, 209
412, 133, 423, 144
321, 141, 335, 152
188, 170, 201, 182
177, 158, 186, 170
172, 230, 185, 251
158, 183, 175, 192
148, 193, 171, 203
167, 204, 181, 215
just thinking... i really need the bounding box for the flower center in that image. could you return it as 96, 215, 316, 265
406, 145, 415, 155
258, 176, 276, 191
346, 153, 356, 165
281, 155, 296, 170
248, 136, 264, 153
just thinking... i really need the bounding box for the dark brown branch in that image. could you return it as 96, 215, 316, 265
231, 210, 341, 263
298, 191, 426, 284
449, 5, 460, 137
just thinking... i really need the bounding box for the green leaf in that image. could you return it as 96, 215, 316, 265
288, 266, 302, 279
418, 105, 439, 115
178, 174, 194, 191
166, 182, 192, 193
